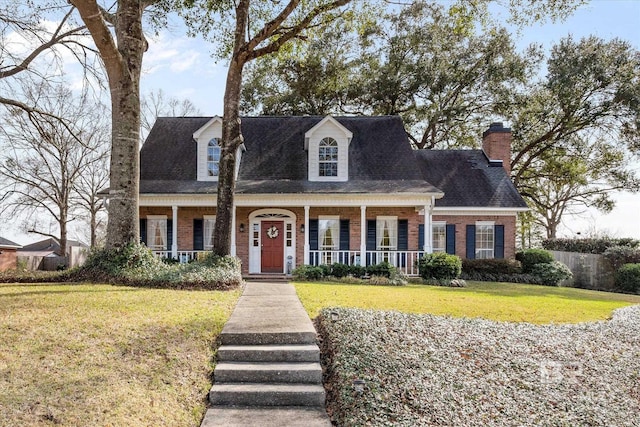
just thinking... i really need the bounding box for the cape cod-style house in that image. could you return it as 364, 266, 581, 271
138, 116, 527, 277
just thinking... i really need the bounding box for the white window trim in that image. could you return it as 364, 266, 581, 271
318, 138, 339, 178
147, 215, 168, 251
475, 221, 495, 259
432, 221, 446, 253
203, 215, 216, 250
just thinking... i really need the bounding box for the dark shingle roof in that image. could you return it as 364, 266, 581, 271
0, 236, 21, 248
140, 116, 442, 194
414, 150, 527, 208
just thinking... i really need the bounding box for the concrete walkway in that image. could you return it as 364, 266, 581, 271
200, 282, 331, 427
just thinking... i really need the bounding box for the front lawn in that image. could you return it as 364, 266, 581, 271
294, 281, 640, 323
0, 283, 241, 426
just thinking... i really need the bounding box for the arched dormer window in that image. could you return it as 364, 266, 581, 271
319, 137, 338, 177
207, 138, 221, 177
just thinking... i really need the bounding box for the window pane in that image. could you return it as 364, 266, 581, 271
204, 218, 216, 250
318, 138, 338, 177
376, 218, 398, 250
432, 224, 446, 252
147, 219, 167, 250
475, 224, 494, 259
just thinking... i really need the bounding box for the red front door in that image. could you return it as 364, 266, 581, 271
261, 221, 284, 273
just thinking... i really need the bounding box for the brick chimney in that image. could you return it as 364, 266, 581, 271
482, 122, 512, 175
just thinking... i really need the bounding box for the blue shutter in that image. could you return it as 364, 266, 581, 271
339, 219, 350, 264
193, 219, 204, 250
494, 225, 505, 259
309, 220, 319, 251
140, 219, 147, 245
339, 220, 350, 250
398, 220, 408, 267
466, 225, 476, 259
418, 224, 424, 251
446, 224, 456, 255
398, 220, 408, 250
166, 219, 173, 252
366, 219, 376, 266
309, 219, 319, 266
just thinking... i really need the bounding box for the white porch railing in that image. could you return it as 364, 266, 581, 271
151, 250, 207, 263
308, 250, 424, 276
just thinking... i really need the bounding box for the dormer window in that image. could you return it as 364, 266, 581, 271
305, 116, 352, 182
319, 138, 338, 177
207, 138, 220, 177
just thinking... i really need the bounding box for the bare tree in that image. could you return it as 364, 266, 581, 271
140, 88, 201, 144
0, 1, 99, 119
0, 82, 108, 259
74, 130, 110, 248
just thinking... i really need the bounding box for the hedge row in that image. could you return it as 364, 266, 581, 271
542, 238, 639, 254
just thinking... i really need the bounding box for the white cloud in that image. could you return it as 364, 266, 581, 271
143, 32, 203, 76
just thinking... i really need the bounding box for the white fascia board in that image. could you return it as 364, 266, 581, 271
192, 116, 222, 139
0, 244, 22, 249
432, 206, 529, 216
139, 192, 443, 207
304, 115, 353, 150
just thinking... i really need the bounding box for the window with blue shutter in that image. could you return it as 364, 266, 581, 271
494, 225, 505, 259
418, 224, 424, 252
193, 219, 204, 250
446, 224, 456, 255
308, 219, 319, 265
466, 225, 476, 259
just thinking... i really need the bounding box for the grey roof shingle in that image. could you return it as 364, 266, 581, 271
140, 116, 442, 194
414, 150, 527, 208
0, 236, 21, 248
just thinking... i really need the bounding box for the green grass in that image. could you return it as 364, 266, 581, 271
0, 283, 241, 426
293, 281, 640, 323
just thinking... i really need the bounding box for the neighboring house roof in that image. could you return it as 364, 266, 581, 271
20, 238, 88, 254
0, 236, 21, 249
140, 116, 443, 195
414, 150, 527, 208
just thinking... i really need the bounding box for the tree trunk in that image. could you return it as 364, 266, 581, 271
213, 58, 245, 256
105, 1, 144, 249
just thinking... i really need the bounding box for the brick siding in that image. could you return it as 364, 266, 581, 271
140, 206, 518, 274
0, 249, 17, 271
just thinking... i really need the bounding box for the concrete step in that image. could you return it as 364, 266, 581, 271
221, 331, 317, 346
218, 344, 320, 363
201, 406, 331, 427
210, 383, 326, 407
215, 362, 322, 384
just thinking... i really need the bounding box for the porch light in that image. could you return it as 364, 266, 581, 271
330, 310, 339, 322
300, 224, 305, 233
353, 378, 366, 394
239, 223, 245, 233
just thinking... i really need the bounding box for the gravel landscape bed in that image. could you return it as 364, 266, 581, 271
317, 306, 640, 426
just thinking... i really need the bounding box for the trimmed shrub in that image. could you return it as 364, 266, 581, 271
529, 261, 573, 286
603, 246, 640, 271
516, 249, 554, 273
330, 263, 350, 278
76, 243, 242, 289
615, 263, 640, 294
347, 264, 366, 278
542, 238, 639, 254
462, 259, 521, 276
418, 253, 462, 280
366, 262, 395, 278
292, 265, 324, 281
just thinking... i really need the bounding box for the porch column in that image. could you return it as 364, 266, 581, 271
303, 205, 310, 264
360, 205, 367, 265
424, 200, 433, 253
231, 204, 237, 256
171, 205, 178, 258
